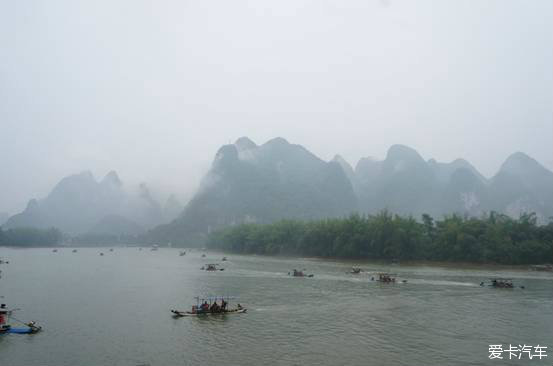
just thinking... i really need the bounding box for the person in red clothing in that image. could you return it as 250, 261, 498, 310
0, 304, 11, 330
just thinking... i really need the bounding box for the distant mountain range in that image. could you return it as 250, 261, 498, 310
3, 137, 552, 245
2, 171, 183, 235
146, 137, 553, 246
349, 145, 553, 219
146, 137, 357, 245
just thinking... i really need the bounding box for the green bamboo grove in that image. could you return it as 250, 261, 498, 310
207, 211, 553, 265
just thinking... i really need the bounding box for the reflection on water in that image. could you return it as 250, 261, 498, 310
0, 247, 551, 366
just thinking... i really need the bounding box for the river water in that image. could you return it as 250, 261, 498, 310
0, 247, 551, 366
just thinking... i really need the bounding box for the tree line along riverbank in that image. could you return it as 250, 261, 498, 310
207, 211, 553, 265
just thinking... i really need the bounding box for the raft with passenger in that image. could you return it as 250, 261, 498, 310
288, 269, 314, 277
481, 278, 519, 288
371, 272, 407, 283
201, 263, 224, 271
0, 305, 42, 335
171, 296, 246, 317
375, 272, 396, 282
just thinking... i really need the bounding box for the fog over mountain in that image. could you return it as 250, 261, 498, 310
0, 212, 9, 227
4, 137, 551, 242
2, 136, 551, 245
146, 137, 358, 245
142, 137, 553, 246
1, 1, 552, 217
2, 171, 182, 235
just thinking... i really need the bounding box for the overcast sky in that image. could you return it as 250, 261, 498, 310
1, 0, 552, 214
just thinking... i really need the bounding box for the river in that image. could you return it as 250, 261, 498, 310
0, 247, 551, 366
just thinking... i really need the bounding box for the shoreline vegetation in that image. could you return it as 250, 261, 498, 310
2, 211, 552, 266
0, 227, 62, 247
207, 211, 553, 265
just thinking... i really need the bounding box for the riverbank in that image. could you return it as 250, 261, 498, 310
207, 212, 553, 265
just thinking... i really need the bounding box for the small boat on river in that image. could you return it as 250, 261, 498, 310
482, 278, 516, 288
288, 269, 314, 277
348, 267, 362, 274
179, 251, 186, 256
171, 296, 246, 317
372, 272, 397, 283
201, 263, 224, 271
0, 305, 42, 335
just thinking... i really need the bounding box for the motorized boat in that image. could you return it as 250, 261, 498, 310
171, 296, 246, 317
221, 257, 227, 261
72, 249, 77, 253
151, 245, 159, 251
179, 251, 186, 256
288, 269, 314, 278
348, 267, 362, 274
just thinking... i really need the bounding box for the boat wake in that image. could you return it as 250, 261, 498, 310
407, 279, 477, 287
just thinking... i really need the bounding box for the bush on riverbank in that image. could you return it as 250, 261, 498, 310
207, 211, 553, 265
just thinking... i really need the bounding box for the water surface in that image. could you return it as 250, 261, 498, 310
1, 247, 551, 366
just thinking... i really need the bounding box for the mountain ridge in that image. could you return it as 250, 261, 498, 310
145, 137, 552, 246
4, 138, 551, 245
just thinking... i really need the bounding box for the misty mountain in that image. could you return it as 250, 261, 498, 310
355, 144, 439, 216
147, 137, 358, 245
332, 155, 356, 188
162, 194, 184, 222
351, 146, 552, 220
428, 158, 487, 184
87, 214, 145, 236
2, 171, 176, 235
5, 138, 551, 244
148, 138, 552, 246
439, 168, 488, 215
0, 212, 9, 226
486, 152, 553, 220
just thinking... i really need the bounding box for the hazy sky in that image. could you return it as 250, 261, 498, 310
1, 0, 552, 214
